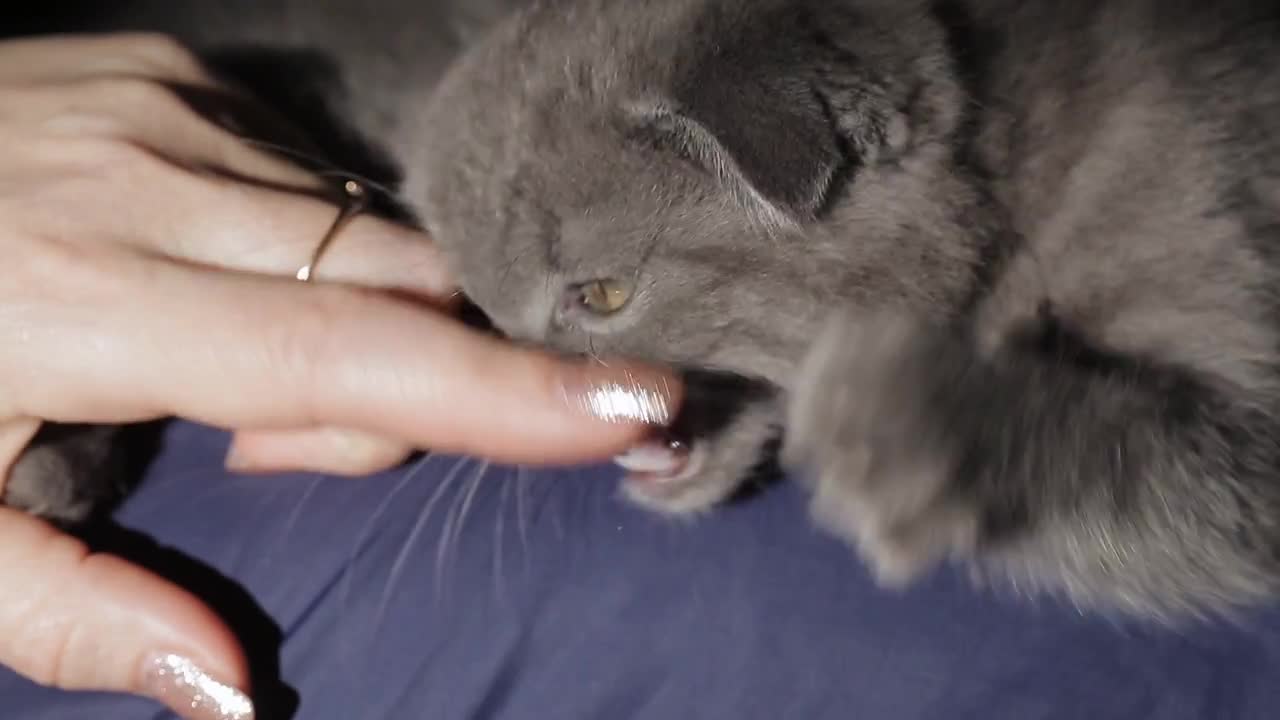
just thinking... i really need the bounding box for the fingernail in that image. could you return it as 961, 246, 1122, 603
613, 435, 690, 473
223, 439, 253, 473
560, 360, 681, 426
139, 653, 255, 720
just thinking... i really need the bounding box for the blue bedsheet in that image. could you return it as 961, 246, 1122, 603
3, 420, 1278, 719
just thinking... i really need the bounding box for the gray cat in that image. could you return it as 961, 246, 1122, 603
11, 0, 1280, 621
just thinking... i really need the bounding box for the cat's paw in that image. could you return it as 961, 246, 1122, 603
3, 424, 128, 525
618, 370, 780, 515
618, 401, 779, 515
783, 312, 979, 586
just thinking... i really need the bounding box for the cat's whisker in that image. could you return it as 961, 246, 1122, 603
497, 248, 529, 297
276, 476, 321, 548
493, 470, 512, 600
336, 464, 423, 719
542, 256, 554, 315
434, 461, 489, 597
432, 458, 485, 599
547, 470, 565, 542
338, 455, 428, 634
371, 454, 468, 637
396, 455, 472, 606
514, 465, 530, 562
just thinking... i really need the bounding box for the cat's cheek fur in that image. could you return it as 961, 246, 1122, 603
783, 312, 980, 586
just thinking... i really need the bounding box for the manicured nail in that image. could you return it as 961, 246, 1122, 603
223, 438, 252, 473
613, 435, 690, 473
560, 360, 681, 426
139, 653, 254, 720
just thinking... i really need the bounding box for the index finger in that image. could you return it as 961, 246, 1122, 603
11, 259, 681, 464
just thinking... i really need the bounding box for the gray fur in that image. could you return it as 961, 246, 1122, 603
5, 425, 124, 525
11, 0, 1280, 620
413, 0, 1280, 620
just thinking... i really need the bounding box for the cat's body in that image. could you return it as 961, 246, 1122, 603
11, 0, 1280, 620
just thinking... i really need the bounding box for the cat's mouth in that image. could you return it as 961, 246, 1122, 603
610, 367, 771, 486
605, 368, 783, 513
612, 437, 704, 484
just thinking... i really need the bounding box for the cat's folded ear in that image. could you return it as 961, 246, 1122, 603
627, 15, 902, 227
629, 90, 838, 226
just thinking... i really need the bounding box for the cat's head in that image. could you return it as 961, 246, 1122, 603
405, 0, 984, 510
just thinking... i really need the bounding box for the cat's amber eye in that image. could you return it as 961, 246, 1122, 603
578, 279, 631, 314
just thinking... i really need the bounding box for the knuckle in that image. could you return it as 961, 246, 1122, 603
262, 287, 362, 414
92, 75, 182, 116
122, 32, 202, 74
8, 230, 129, 300
0, 528, 90, 688
330, 434, 407, 475
51, 77, 190, 146
0, 85, 41, 119
69, 135, 169, 185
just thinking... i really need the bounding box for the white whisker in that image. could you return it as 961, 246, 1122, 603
336, 455, 433, 719
275, 476, 321, 548
515, 466, 530, 560
547, 470, 565, 542
339, 463, 421, 619
401, 456, 474, 605
493, 471, 511, 600
370, 455, 470, 636
435, 460, 490, 598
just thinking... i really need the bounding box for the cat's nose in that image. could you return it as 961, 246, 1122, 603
553, 285, 585, 328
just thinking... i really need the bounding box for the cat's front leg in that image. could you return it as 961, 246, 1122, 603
783, 310, 1280, 618
782, 313, 985, 586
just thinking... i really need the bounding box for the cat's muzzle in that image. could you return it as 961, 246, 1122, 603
611, 367, 773, 485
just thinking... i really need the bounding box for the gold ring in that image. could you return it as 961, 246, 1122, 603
296, 179, 368, 282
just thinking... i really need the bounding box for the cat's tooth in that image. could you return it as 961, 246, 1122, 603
613, 443, 686, 474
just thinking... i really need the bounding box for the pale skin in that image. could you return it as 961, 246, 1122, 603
0, 33, 682, 718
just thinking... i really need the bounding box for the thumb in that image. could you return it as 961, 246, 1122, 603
0, 508, 253, 720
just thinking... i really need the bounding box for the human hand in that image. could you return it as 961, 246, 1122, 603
0, 33, 681, 719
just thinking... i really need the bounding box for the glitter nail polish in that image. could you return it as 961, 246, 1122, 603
140, 653, 254, 720
561, 361, 680, 425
